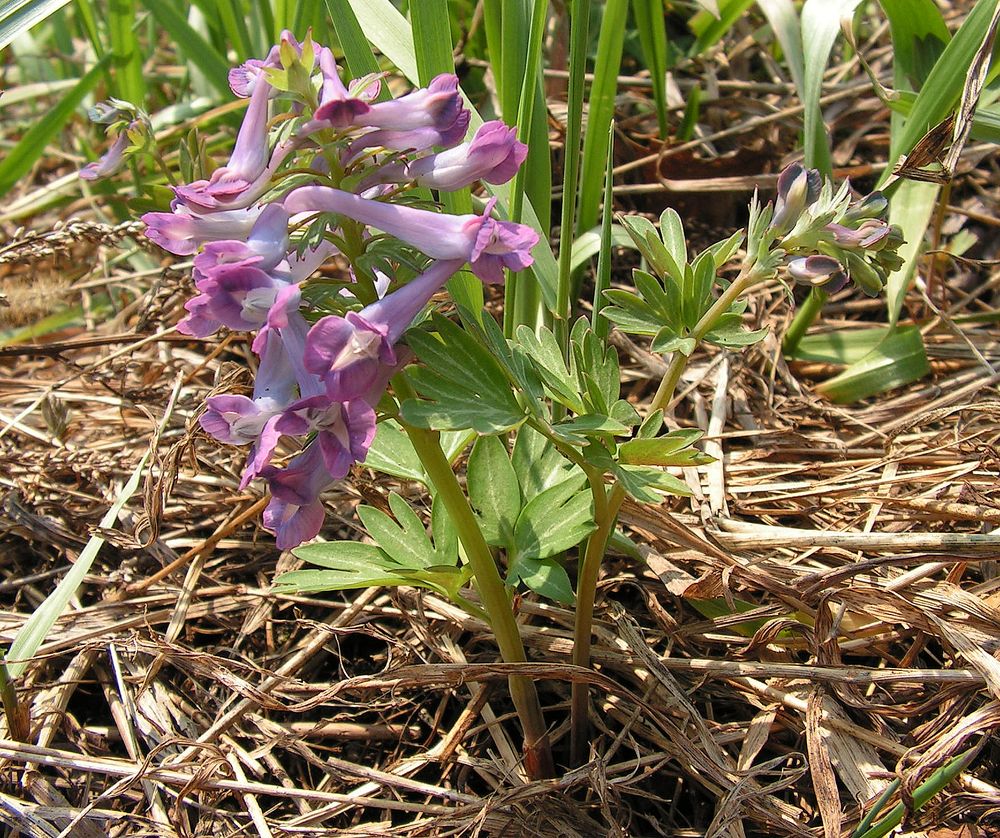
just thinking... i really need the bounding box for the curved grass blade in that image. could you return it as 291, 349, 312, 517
0, 0, 73, 52
0, 55, 110, 198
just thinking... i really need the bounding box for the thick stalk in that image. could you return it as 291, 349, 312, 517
782, 286, 828, 356
394, 377, 554, 779
569, 263, 762, 763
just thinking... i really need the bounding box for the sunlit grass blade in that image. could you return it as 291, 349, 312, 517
554, 0, 590, 355
140, 0, 231, 96
409, 0, 480, 315
885, 179, 938, 325
344, 0, 558, 314
877, 0, 949, 93
813, 325, 930, 403
688, 0, 755, 56
0, 55, 109, 198
196, 0, 254, 62
757, 0, 805, 93
592, 120, 615, 340
324, 0, 386, 90
576, 0, 627, 236
6, 433, 153, 678
0, 0, 74, 52
109, 0, 145, 105
632, 0, 669, 136
800, 0, 863, 174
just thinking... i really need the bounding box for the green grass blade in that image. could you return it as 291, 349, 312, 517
109, 0, 145, 105
689, 0, 755, 56
877, 0, 949, 91
757, 0, 805, 93
0, 0, 73, 52
346, 0, 557, 312
202, 0, 254, 61
885, 178, 938, 325
324, 0, 385, 91
555, 0, 590, 351
409, 0, 481, 315
881, 0, 1000, 170
632, 0, 669, 136
813, 325, 930, 403
801, 0, 863, 174
140, 0, 231, 95
592, 120, 615, 340
6, 443, 151, 678
576, 0, 627, 236
0, 55, 109, 198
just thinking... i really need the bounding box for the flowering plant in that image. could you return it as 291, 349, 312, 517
87, 31, 903, 778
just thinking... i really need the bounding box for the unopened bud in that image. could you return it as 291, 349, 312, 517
843, 191, 889, 223
772, 163, 821, 232
788, 255, 848, 293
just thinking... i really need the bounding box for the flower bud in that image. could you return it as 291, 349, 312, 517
787, 255, 848, 293
772, 163, 821, 232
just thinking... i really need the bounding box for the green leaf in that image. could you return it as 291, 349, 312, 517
364, 420, 427, 484
815, 325, 931, 403
7, 439, 150, 678
757, 0, 805, 94
571, 224, 637, 274
792, 325, 896, 364
659, 208, 688, 275
619, 429, 712, 467
508, 556, 575, 605
615, 464, 692, 504
572, 318, 621, 412
467, 435, 520, 548
324, 0, 388, 90
0, 0, 73, 52
357, 492, 448, 570
140, 0, 231, 95
109, 0, 144, 105
515, 325, 586, 414
401, 315, 526, 433
619, 215, 679, 281
511, 425, 581, 502
551, 414, 633, 445
878, 0, 949, 90
0, 56, 110, 198
632, 0, 670, 135
886, 178, 939, 325
601, 289, 663, 335
513, 476, 595, 561
576, 0, 628, 234
689, 0, 756, 56
801, 0, 864, 173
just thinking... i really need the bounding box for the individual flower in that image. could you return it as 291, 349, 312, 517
313, 47, 373, 127
348, 111, 471, 156
274, 394, 376, 478
371, 121, 527, 191
79, 123, 136, 181
283, 187, 538, 283
195, 204, 290, 273
141, 206, 265, 256
172, 79, 274, 211
304, 258, 464, 400
825, 219, 892, 250
261, 443, 335, 549
771, 162, 821, 233
787, 255, 848, 293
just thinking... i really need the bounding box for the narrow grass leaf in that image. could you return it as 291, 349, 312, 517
689, 0, 755, 56
346, 0, 557, 310
0, 0, 73, 52
757, 0, 805, 93
877, 0, 949, 91
886, 178, 938, 325
323, 0, 385, 93
801, 0, 863, 173
7, 440, 151, 677
632, 0, 669, 135
109, 0, 145, 105
576, 0, 627, 235
0, 55, 109, 198
593, 121, 616, 338
814, 325, 930, 403
141, 0, 230, 95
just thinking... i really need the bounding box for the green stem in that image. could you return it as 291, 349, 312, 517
569, 261, 763, 764
782, 287, 829, 356
393, 376, 554, 779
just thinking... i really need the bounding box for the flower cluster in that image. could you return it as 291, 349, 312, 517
772, 163, 903, 296
84, 32, 536, 548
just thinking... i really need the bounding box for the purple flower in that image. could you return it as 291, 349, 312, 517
262, 443, 334, 549
274, 394, 376, 478
787, 255, 848, 293
349, 111, 471, 156
304, 258, 463, 400
283, 187, 538, 283
179, 263, 286, 337
142, 206, 264, 256
362, 74, 464, 133
195, 204, 290, 273
373, 120, 527, 191
772, 163, 821, 233
826, 219, 892, 250
80, 121, 139, 181
172, 79, 274, 211
313, 47, 372, 127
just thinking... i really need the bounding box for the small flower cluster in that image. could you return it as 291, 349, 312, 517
83, 32, 536, 548
772, 163, 903, 296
